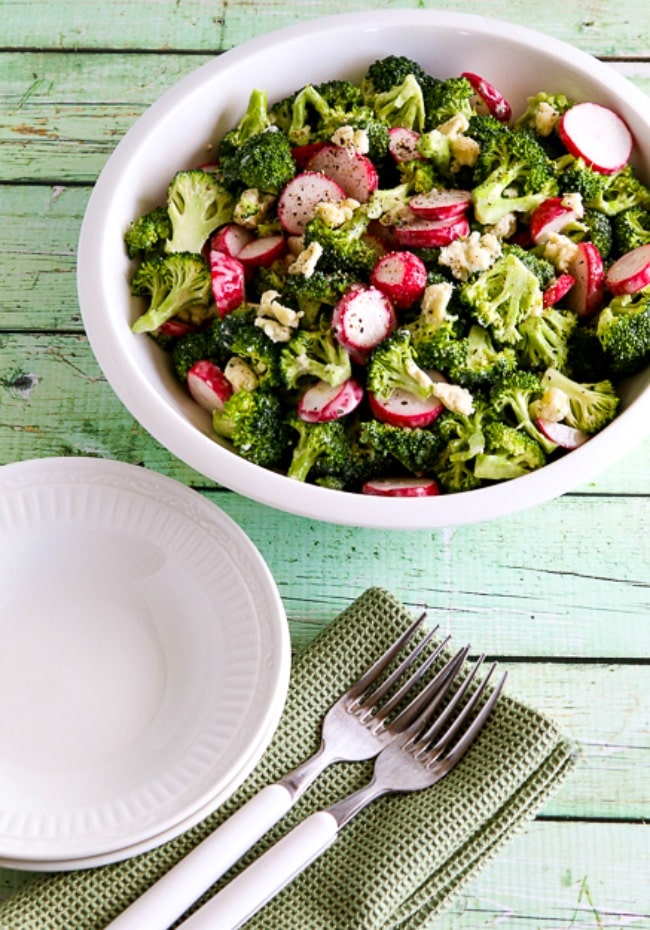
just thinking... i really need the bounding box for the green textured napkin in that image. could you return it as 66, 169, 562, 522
0, 588, 580, 930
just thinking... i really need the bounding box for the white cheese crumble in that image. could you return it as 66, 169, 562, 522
254, 290, 303, 343
331, 125, 370, 156
431, 381, 475, 416
561, 191, 585, 219
531, 387, 571, 423
450, 134, 480, 169
486, 212, 518, 240
534, 101, 562, 136
315, 198, 360, 228
224, 357, 259, 393
542, 232, 580, 272
438, 231, 503, 281
233, 189, 276, 229
288, 240, 323, 278
420, 281, 456, 326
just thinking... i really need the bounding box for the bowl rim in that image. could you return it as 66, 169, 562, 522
78, 8, 650, 529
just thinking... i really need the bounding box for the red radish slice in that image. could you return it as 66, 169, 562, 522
362, 476, 440, 497
368, 388, 444, 429
370, 250, 427, 310
542, 273, 576, 307
158, 319, 196, 338
529, 197, 580, 245
291, 141, 327, 169
210, 223, 254, 258
277, 171, 347, 235
393, 213, 470, 249
307, 144, 379, 202
187, 360, 233, 412
408, 188, 472, 221
388, 127, 423, 163
297, 377, 364, 423
237, 234, 286, 267
565, 242, 605, 317
559, 102, 633, 174
461, 71, 512, 122
332, 285, 397, 355
536, 418, 590, 449
605, 244, 650, 295
209, 249, 246, 317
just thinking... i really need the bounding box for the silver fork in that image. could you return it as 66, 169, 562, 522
176, 655, 506, 930
106, 613, 467, 930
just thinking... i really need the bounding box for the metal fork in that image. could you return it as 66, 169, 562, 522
177, 654, 506, 930
106, 613, 466, 930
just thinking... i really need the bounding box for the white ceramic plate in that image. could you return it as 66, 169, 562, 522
77, 9, 650, 530
0, 458, 290, 861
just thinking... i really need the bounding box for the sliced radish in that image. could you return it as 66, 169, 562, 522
291, 141, 327, 169
536, 418, 590, 449
564, 242, 605, 318
297, 377, 364, 423
237, 234, 286, 268
210, 223, 255, 258
370, 250, 427, 310
461, 71, 512, 122
393, 212, 470, 249
558, 102, 633, 175
187, 360, 233, 412
529, 197, 580, 245
605, 244, 650, 295
332, 285, 397, 355
388, 127, 423, 163
158, 319, 196, 338
208, 248, 246, 317
307, 144, 379, 203
408, 188, 472, 221
542, 273, 576, 307
362, 476, 440, 497
277, 171, 347, 235
368, 388, 444, 429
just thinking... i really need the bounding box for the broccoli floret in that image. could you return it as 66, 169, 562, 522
471, 124, 558, 225
513, 92, 573, 137
432, 403, 490, 493
170, 326, 217, 382
165, 170, 235, 254
227, 320, 282, 388
421, 75, 475, 130
281, 268, 356, 327
474, 420, 546, 481
366, 329, 435, 401
558, 160, 650, 217
286, 417, 351, 482
280, 323, 352, 389
540, 368, 619, 434
517, 306, 579, 372
335, 112, 391, 163
303, 210, 377, 277
361, 56, 428, 98
595, 288, 650, 376
612, 207, 650, 254
503, 243, 556, 290
564, 208, 613, 261
567, 323, 611, 381
460, 252, 543, 346
130, 252, 212, 334
406, 279, 467, 372
370, 74, 426, 133
490, 369, 557, 453
124, 206, 172, 259
396, 157, 438, 194
224, 128, 297, 195
225, 88, 272, 145
314, 79, 364, 112
359, 419, 444, 476
212, 388, 289, 468
449, 324, 518, 389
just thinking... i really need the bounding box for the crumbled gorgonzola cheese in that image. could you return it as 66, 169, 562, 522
254, 290, 304, 343
288, 240, 323, 278
532, 387, 571, 423
431, 381, 475, 416
438, 231, 502, 281
233, 189, 276, 229
542, 233, 580, 272
420, 281, 456, 325
314, 198, 360, 228
534, 101, 561, 136
330, 125, 370, 156
561, 192, 584, 219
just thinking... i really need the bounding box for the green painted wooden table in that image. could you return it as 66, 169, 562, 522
1, 0, 649, 925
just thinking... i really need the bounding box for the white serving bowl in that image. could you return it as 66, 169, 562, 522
78, 9, 650, 529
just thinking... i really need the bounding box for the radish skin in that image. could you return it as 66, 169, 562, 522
209, 249, 246, 317
565, 242, 605, 318
408, 189, 472, 221
362, 476, 440, 497
187, 360, 233, 412
297, 378, 363, 423
307, 144, 379, 202
368, 388, 444, 429
277, 171, 346, 235
461, 71, 511, 122
393, 213, 470, 249
237, 234, 286, 267
536, 418, 590, 449
210, 223, 254, 258
529, 198, 580, 245
542, 273, 575, 307
332, 285, 397, 354
388, 127, 423, 163
370, 250, 427, 310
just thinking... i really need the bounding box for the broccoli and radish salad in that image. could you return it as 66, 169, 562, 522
125, 56, 650, 497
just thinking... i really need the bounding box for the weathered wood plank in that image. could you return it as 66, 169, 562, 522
1, 53, 649, 183
2, 0, 649, 59
0, 822, 648, 922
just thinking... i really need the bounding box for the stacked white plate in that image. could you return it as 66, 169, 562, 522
0, 458, 291, 870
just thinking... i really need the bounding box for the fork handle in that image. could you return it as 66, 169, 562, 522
104, 784, 293, 930
177, 812, 339, 930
